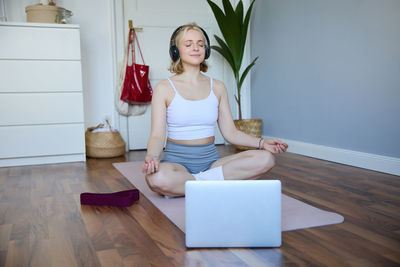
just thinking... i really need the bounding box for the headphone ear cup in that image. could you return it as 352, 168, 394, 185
170, 45, 180, 61
205, 46, 210, 59
200, 27, 211, 60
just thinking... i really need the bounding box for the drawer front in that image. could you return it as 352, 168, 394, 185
0, 124, 85, 158
0, 92, 84, 126
0, 60, 83, 93
0, 26, 81, 60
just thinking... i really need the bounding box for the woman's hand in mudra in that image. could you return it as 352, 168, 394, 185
142, 155, 160, 174
262, 138, 288, 154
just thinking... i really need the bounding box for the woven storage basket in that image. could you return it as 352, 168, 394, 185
85, 123, 126, 158
233, 119, 263, 150
25, 4, 59, 23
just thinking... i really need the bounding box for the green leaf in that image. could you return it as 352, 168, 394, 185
235, 1, 244, 28
238, 0, 256, 68
241, 0, 255, 49
222, 0, 242, 68
223, 0, 240, 32
238, 56, 259, 91
211, 45, 237, 74
222, 0, 236, 17
208, 0, 241, 69
213, 35, 237, 73
207, 1, 228, 39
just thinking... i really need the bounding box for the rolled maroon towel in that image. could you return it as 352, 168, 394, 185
80, 189, 139, 207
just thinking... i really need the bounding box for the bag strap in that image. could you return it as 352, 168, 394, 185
87, 120, 113, 132
125, 28, 146, 66
105, 120, 113, 131
87, 123, 104, 132
132, 28, 146, 65
126, 28, 135, 67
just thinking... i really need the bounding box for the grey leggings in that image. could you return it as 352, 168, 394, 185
161, 142, 220, 174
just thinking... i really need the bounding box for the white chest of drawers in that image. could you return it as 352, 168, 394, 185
0, 22, 86, 167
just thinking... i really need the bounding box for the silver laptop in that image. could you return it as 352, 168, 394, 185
185, 180, 281, 248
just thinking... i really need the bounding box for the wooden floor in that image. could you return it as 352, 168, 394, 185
0, 145, 399, 266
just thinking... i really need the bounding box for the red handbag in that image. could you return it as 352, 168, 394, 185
120, 28, 153, 104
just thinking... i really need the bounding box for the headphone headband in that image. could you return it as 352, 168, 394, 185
169, 25, 211, 62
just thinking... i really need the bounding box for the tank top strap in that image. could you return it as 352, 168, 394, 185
209, 76, 217, 99
167, 78, 177, 93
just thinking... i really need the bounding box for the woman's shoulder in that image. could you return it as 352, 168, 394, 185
211, 78, 225, 88
210, 78, 228, 96
152, 79, 175, 104
155, 79, 171, 88
153, 79, 173, 94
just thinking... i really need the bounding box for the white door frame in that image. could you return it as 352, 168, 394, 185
109, 0, 252, 150
109, 0, 130, 149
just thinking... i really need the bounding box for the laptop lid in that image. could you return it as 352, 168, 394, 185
185, 180, 282, 248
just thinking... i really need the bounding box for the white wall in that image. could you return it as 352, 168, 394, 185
4, 0, 116, 128
3, 0, 253, 131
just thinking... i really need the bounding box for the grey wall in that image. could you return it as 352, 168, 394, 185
251, 0, 400, 158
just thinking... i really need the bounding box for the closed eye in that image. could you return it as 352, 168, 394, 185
184, 40, 205, 47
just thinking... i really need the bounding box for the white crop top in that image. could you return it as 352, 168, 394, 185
166, 77, 219, 140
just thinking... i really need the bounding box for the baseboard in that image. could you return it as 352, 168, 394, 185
0, 154, 86, 168
266, 137, 400, 176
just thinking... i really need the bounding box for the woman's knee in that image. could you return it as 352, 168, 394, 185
145, 167, 171, 193
251, 150, 275, 173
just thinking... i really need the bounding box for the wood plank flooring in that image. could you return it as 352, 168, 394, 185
0, 145, 399, 266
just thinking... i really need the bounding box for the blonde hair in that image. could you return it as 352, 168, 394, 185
168, 23, 209, 74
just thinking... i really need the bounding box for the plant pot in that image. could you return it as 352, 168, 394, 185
233, 118, 263, 150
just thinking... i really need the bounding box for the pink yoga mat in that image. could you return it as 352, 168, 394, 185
113, 162, 344, 232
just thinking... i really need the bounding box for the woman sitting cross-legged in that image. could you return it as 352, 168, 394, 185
142, 23, 288, 197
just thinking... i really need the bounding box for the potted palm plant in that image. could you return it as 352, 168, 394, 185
207, 0, 261, 150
